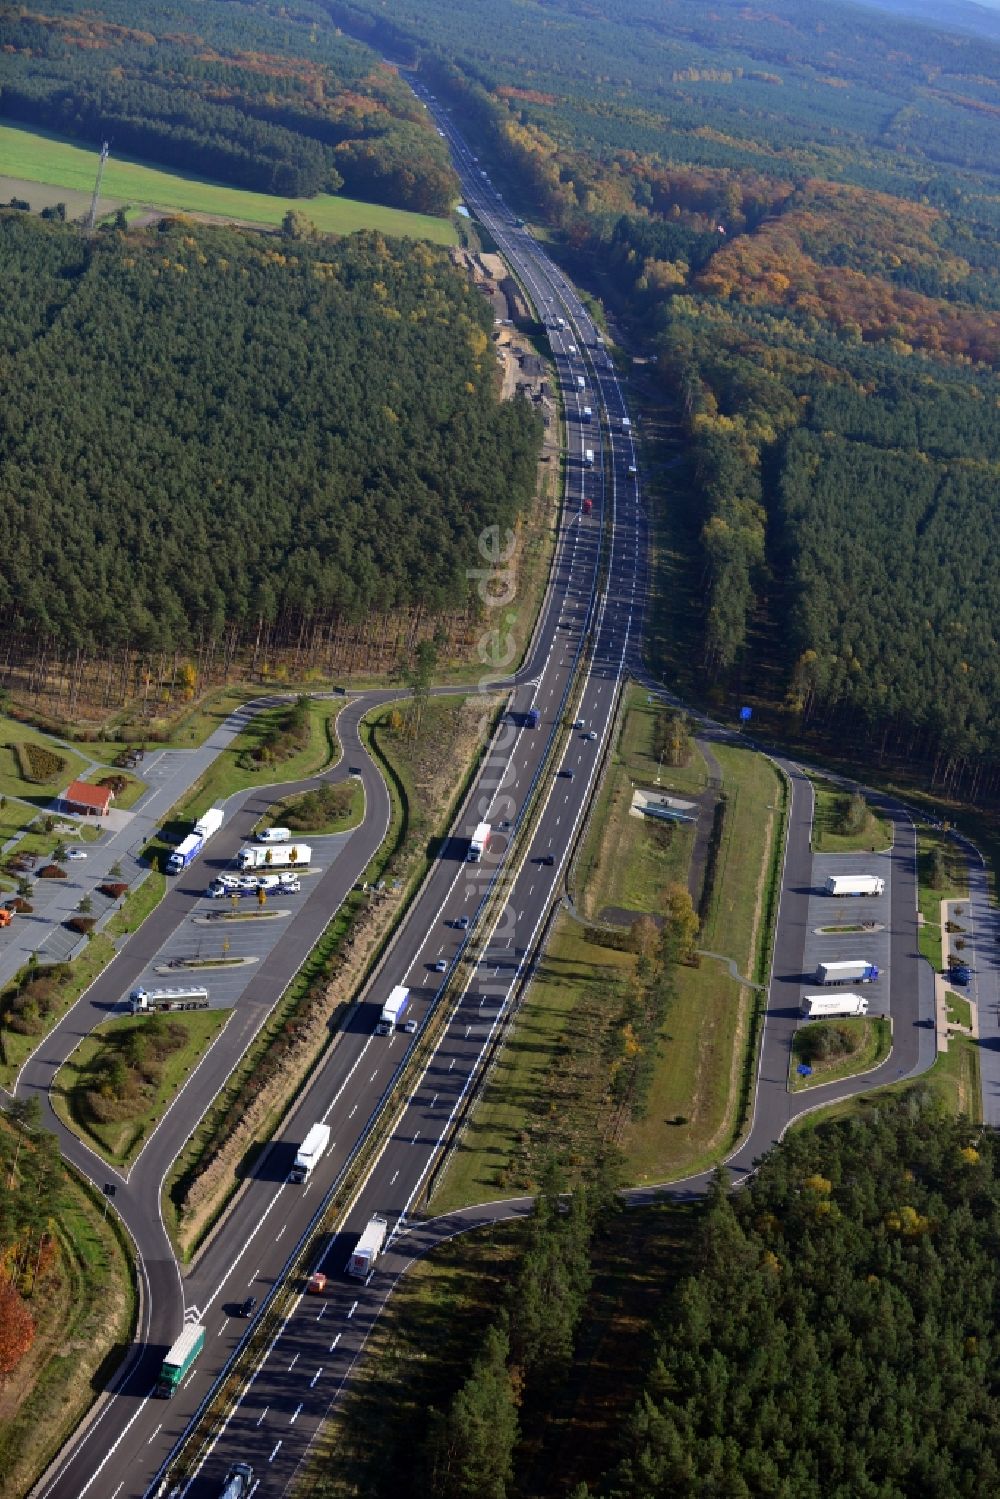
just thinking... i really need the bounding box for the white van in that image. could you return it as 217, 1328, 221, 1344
256, 827, 290, 844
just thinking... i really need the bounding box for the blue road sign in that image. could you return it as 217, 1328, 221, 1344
797, 1064, 812, 1077
740, 706, 752, 722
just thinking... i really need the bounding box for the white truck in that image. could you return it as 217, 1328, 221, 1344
290, 1122, 330, 1183
584, 447, 595, 466
376, 985, 410, 1035
256, 826, 290, 844
814, 959, 879, 985
824, 874, 885, 897
802, 994, 870, 1019
468, 822, 491, 862
237, 842, 312, 871
129, 985, 210, 1014
347, 1214, 388, 1279
576, 374, 585, 390
581, 405, 592, 421
194, 806, 224, 840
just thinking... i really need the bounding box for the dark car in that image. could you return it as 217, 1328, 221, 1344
539, 854, 555, 866
950, 965, 972, 986
239, 1296, 258, 1317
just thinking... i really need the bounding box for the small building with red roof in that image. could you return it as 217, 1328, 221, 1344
61, 779, 113, 819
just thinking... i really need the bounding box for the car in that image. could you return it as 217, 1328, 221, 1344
278, 879, 301, 894
238, 876, 260, 893
455, 915, 470, 930
950, 965, 972, 985
498, 819, 511, 831
65, 848, 87, 861
239, 1295, 257, 1317
349, 766, 364, 777
559, 768, 575, 779
431, 959, 448, 972
539, 854, 555, 866
584, 730, 598, 741
401, 1019, 418, 1034
306, 1272, 328, 1295
213, 873, 240, 890
572, 718, 585, 729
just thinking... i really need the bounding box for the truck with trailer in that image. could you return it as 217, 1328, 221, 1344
467, 822, 491, 862
584, 447, 595, 466
166, 806, 224, 873
237, 842, 311, 871
347, 1214, 388, 1280
290, 1122, 331, 1183
129, 985, 210, 1014
814, 960, 879, 985
801, 994, 870, 1019
218, 1466, 254, 1499
824, 874, 885, 897
155, 1324, 205, 1397
376, 985, 410, 1035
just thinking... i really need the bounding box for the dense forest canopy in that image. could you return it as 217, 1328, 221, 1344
327, 0, 1000, 785
0, 1, 458, 215
604, 1102, 1000, 1497
0, 213, 541, 652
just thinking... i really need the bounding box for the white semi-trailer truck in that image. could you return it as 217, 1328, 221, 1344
468, 823, 491, 862
291, 1122, 331, 1183
376, 985, 410, 1035
815, 960, 879, 985
801, 994, 870, 1018
824, 874, 885, 897
347, 1214, 388, 1279
237, 842, 312, 871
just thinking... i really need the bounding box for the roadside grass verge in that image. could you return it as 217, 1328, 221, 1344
53, 1009, 230, 1168
916, 829, 968, 970
0, 1119, 135, 1499
105, 871, 166, 938
260, 779, 364, 837
789, 1016, 892, 1092
0, 122, 457, 243
810, 779, 892, 854
945, 991, 973, 1030
790, 1034, 982, 1130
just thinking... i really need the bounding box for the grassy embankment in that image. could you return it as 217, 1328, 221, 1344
791, 1034, 981, 1131
164, 694, 502, 1258
916, 828, 968, 970
810, 780, 892, 853
0, 122, 456, 244
0, 1119, 135, 1499
53, 1010, 230, 1168
431, 696, 785, 1211
789, 1016, 892, 1092
260, 779, 365, 837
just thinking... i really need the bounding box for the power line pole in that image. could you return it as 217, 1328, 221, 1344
86, 140, 110, 231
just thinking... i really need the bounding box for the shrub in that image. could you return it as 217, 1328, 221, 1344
99, 882, 129, 899
793, 1020, 858, 1067
38, 864, 67, 879
10, 898, 32, 914
13, 741, 68, 784
66, 916, 95, 934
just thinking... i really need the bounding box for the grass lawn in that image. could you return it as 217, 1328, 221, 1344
945, 990, 973, 1029
620, 959, 745, 1184
106, 871, 166, 939
82, 768, 146, 809
0, 1121, 135, 1499
916, 829, 968, 970
811, 780, 892, 854
0, 123, 456, 244
431, 921, 637, 1214
576, 688, 706, 921
0, 936, 115, 1089
790, 1033, 982, 1130
260, 779, 364, 837
54, 1009, 230, 1167
789, 1016, 892, 1092
700, 744, 783, 971
0, 715, 89, 805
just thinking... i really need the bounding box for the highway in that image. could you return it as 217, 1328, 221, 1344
28, 78, 649, 1499
23, 66, 969, 1499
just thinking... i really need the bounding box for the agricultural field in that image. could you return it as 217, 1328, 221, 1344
0, 124, 457, 244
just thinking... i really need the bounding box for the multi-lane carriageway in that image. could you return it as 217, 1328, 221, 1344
36, 90, 650, 1499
